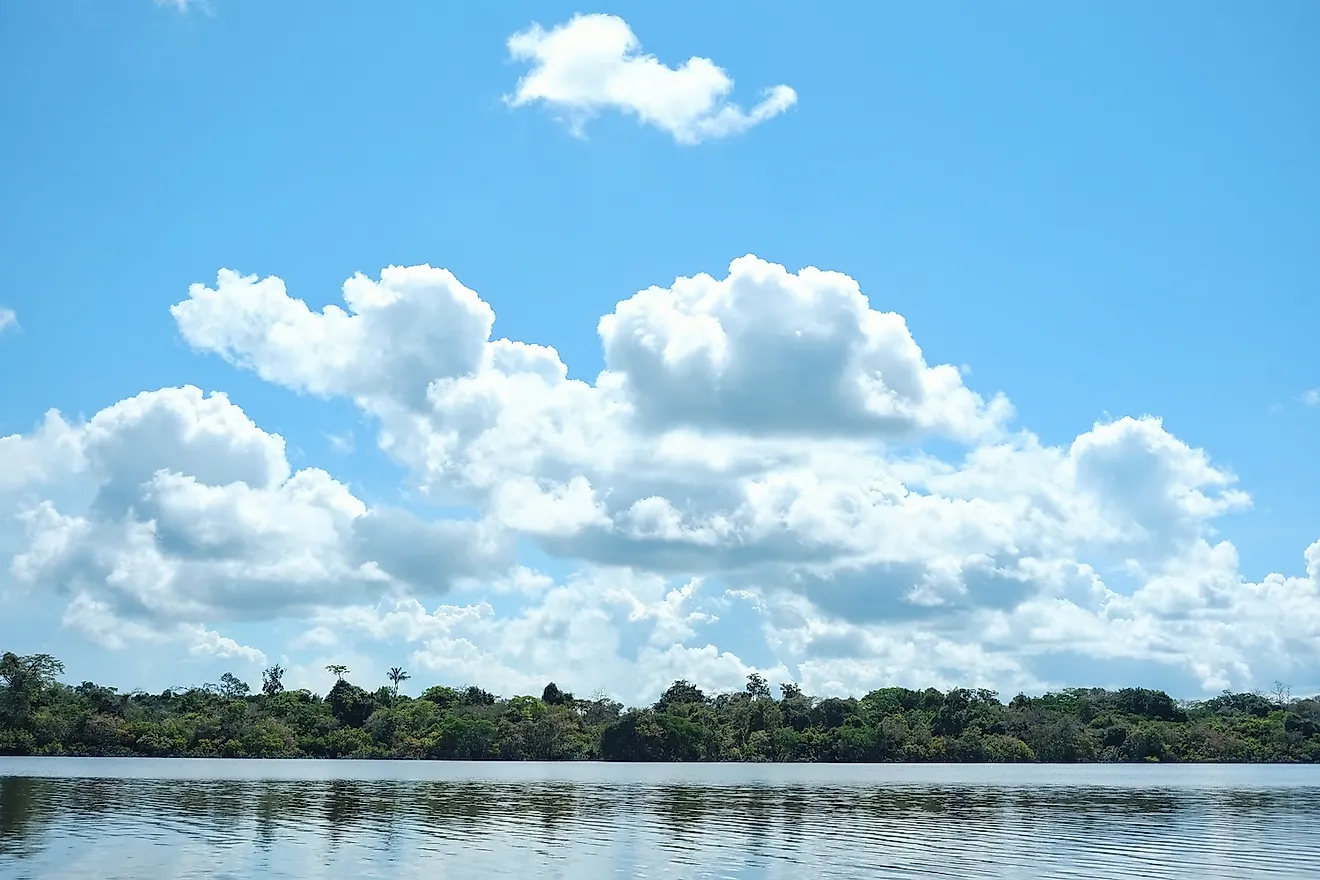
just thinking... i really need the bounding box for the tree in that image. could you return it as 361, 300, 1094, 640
0, 652, 65, 724
745, 673, 772, 700
218, 673, 250, 700
461, 685, 496, 706
328, 680, 376, 727
261, 664, 286, 697
542, 682, 573, 706
326, 664, 349, 682
0, 652, 64, 694
387, 667, 411, 703
654, 680, 707, 712
780, 682, 803, 700
1273, 681, 1293, 708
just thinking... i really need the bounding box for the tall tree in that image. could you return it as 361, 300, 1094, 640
0, 652, 64, 723
326, 664, 349, 682
261, 664, 286, 697
387, 667, 411, 703
218, 673, 250, 699
745, 673, 772, 700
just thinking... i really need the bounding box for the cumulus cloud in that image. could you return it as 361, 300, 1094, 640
506, 13, 797, 144
0, 307, 16, 335
63, 593, 266, 667
171, 266, 493, 409
162, 255, 1320, 696
4, 255, 1316, 697
2, 386, 510, 660
309, 567, 760, 703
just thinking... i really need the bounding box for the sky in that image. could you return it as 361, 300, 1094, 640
0, 0, 1317, 703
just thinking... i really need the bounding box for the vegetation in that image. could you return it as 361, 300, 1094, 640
2, 653, 1318, 762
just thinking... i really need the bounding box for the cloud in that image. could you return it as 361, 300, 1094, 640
171, 266, 493, 409
63, 593, 267, 667
2, 386, 510, 660
162, 255, 1320, 696
506, 14, 796, 144
0, 308, 16, 335
1304, 388, 1319, 407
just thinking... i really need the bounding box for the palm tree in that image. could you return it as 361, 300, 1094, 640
325, 664, 349, 682
387, 667, 411, 704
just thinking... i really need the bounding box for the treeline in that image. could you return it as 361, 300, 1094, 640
2, 652, 1318, 762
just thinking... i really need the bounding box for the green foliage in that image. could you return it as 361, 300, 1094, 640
1, 650, 1317, 763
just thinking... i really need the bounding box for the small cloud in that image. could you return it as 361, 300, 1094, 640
0, 308, 15, 335
1303, 389, 1320, 407
326, 430, 355, 453
155, 0, 212, 13
506, 13, 796, 145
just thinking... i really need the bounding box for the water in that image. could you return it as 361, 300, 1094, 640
1, 760, 1318, 879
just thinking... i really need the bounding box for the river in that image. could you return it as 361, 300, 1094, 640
2, 759, 1317, 878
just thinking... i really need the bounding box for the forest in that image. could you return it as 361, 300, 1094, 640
2, 652, 1318, 763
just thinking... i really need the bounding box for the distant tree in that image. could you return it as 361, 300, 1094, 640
0, 652, 64, 694
218, 673, 251, 699
387, 667, 411, 703
421, 685, 461, 710
0, 652, 65, 723
654, 680, 707, 712
745, 673, 772, 700
7, 647, 1320, 765
326, 664, 349, 682
461, 685, 497, 706
328, 680, 376, 727
541, 682, 573, 706
261, 664, 286, 697
583, 693, 624, 725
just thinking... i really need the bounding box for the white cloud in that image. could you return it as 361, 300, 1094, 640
325, 430, 354, 453
506, 14, 797, 144
5, 254, 1318, 698
62, 593, 266, 667
1304, 388, 1320, 407
171, 266, 493, 409
2, 386, 510, 660
0, 307, 15, 335
161, 255, 1320, 696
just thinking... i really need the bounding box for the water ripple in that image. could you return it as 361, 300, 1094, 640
2, 761, 1319, 878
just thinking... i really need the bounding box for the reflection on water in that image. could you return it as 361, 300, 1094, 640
2, 761, 1319, 878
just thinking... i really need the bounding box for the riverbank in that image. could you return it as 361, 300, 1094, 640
4, 652, 1317, 763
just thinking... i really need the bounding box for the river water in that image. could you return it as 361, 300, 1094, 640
1, 759, 1317, 878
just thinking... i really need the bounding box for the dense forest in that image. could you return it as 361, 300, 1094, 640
2, 652, 1318, 762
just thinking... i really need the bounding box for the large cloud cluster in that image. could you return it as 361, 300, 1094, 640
3, 255, 1316, 698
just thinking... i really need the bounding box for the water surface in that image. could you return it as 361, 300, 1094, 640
2, 759, 1317, 878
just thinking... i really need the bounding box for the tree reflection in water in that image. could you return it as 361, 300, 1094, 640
2, 771, 1319, 878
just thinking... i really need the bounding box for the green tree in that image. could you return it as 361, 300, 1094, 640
325, 664, 349, 682
387, 667, 411, 703
261, 664, 286, 697
541, 682, 573, 706
218, 673, 250, 700
655, 680, 707, 712
745, 673, 772, 700
0, 652, 65, 725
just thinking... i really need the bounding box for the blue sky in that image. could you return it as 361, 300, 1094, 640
0, 0, 1317, 701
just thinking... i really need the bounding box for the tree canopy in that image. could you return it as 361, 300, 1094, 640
1, 652, 1318, 763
